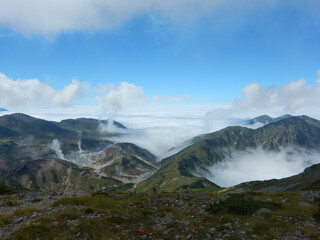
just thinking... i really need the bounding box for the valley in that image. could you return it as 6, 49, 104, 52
1, 112, 320, 239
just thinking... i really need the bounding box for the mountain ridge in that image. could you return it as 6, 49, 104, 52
1, 113, 320, 193
0, 113, 157, 191
137, 115, 320, 192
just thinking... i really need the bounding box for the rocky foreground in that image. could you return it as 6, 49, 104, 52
1, 189, 320, 240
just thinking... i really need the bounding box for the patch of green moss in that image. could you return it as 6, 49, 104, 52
0, 184, 16, 194
207, 194, 281, 215
11, 224, 54, 240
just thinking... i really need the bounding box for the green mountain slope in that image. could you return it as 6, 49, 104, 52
54, 118, 126, 138
0, 113, 74, 139
137, 116, 320, 192
0, 126, 19, 138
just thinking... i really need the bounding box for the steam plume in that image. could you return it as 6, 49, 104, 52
49, 139, 66, 160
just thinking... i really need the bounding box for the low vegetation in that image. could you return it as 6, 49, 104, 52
313, 197, 320, 222
207, 193, 282, 215
0, 185, 16, 195
1, 190, 318, 240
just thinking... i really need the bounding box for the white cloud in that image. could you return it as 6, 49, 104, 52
233, 77, 320, 114
152, 94, 161, 101
168, 94, 191, 102
0, 73, 85, 108
97, 82, 146, 117
50, 79, 84, 107
233, 83, 277, 110
0, 0, 309, 36
197, 147, 320, 187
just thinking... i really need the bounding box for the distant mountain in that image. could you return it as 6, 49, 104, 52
0, 113, 74, 139
246, 114, 292, 125
0, 108, 8, 112
228, 163, 320, 193
137, 115, 320, 192
54, 118, 126, 137
2, 113, 320, 193
0, 113, 158, 191
0, 113, 127, 140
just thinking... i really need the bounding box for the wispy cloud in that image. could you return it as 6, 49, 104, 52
168, 94, 191, 102
0, 0, 317, 36
0, 0, 221, 35
152, 94, 161, 102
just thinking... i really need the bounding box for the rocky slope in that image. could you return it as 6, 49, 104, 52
0, 113, 157, 191
0, 158, 121, 191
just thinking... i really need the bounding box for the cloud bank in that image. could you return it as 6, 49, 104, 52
0, 73, 84, 108
200, 147, 320, 187
108, 122, 204, 160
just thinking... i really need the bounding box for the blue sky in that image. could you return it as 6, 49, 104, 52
0, 0, 320, 112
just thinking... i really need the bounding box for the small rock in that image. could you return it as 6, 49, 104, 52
13, 217, 24, 224
162, 228, 173, 235
140, 234, 147, 239
257, 208, 272, 214
153, 224, 164, 231
298, 201, 312, 207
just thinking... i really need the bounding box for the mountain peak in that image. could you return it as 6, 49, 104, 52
0, 113, 73, 138
247, 114, 292, 125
